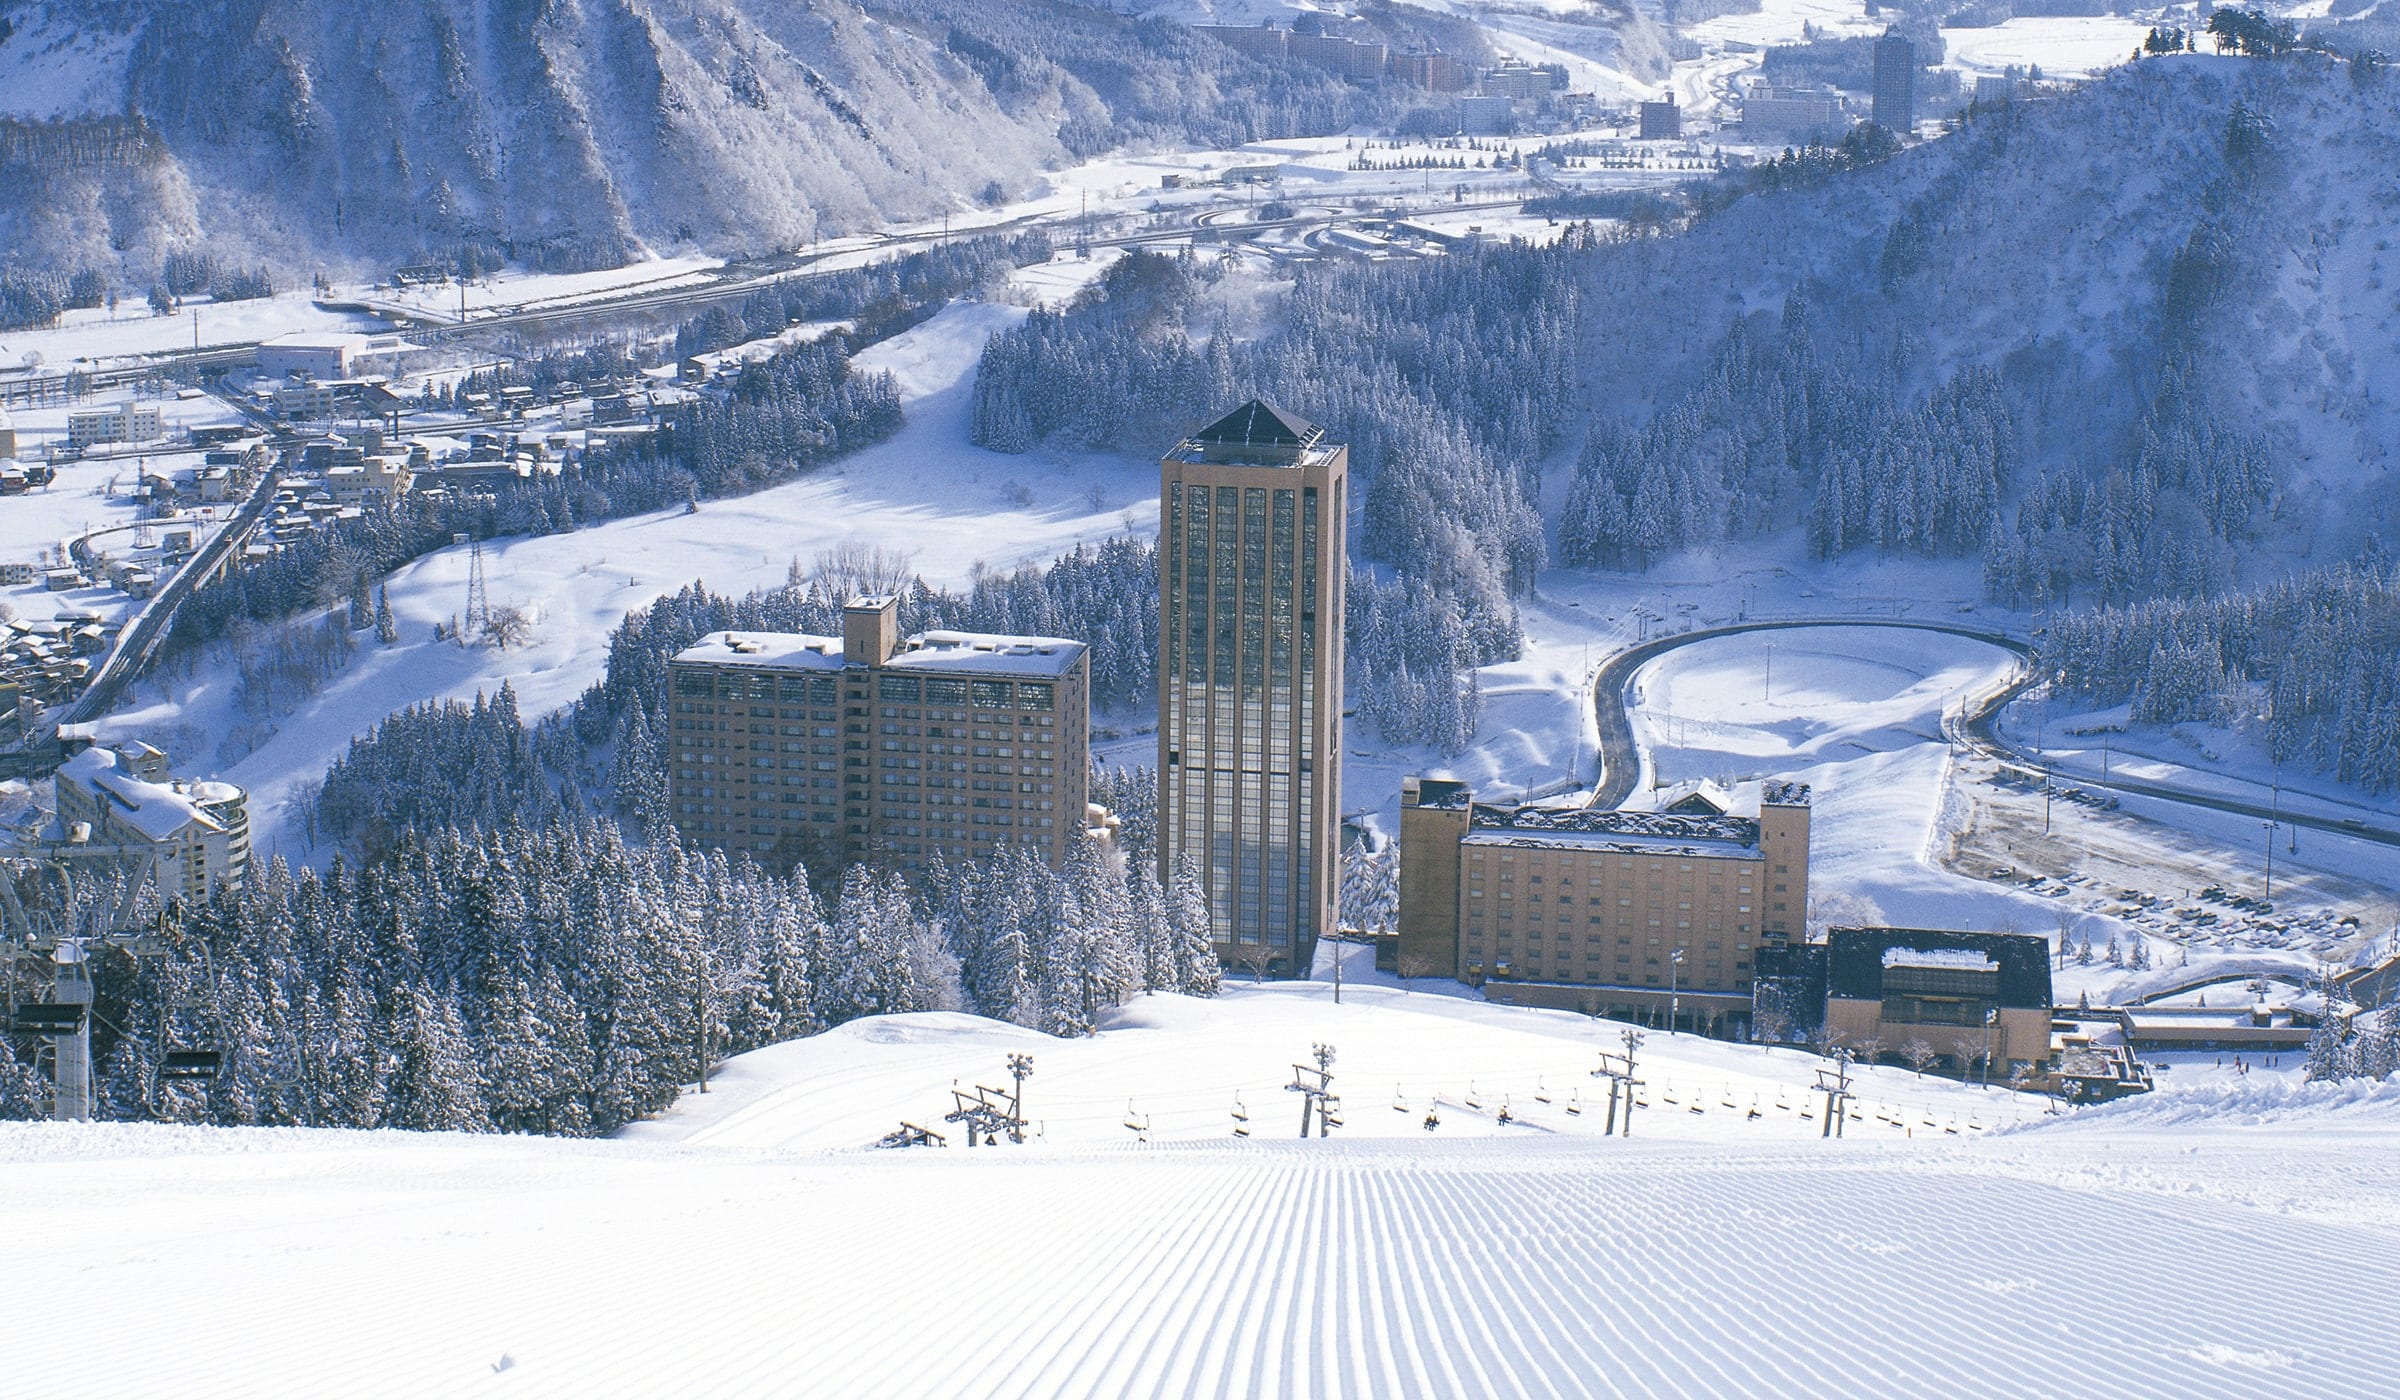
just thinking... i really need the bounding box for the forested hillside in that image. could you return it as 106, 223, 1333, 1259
1571, 53, 2400, 591
0, 0, 1425, 278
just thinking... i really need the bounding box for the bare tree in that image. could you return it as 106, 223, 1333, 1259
802, 542, 917, 602
1807, 888, 1889, 941
483, 603, 533, 650
1395, 949, 1440, 991
1901, 1038, 1938, 1078
1235, 944, 1275, 985
1853, 1035, 1887, 1068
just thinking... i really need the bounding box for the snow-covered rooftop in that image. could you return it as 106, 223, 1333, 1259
1883, 947, 2000, 973
885, 631, 1084, 679
58, 745, 232, 841
1465, 804, 1764, 860
675, 629, 1085, 679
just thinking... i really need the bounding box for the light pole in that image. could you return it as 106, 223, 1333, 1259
2263, 821, 2276, 901
1763, 641, 1774, 702
1981, 1006, 1996, 1090
1669, 948, 1685, 1036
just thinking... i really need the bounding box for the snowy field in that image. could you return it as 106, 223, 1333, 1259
0, 289, 386, 371
1940, 18, 2156, 81
5, 982, 2398, 1397
368, 256, 723, 324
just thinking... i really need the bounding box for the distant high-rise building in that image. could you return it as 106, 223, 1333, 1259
1638, 96, 1681, 141
1872, 30, 1916, 132
1157, 401, 1347, 976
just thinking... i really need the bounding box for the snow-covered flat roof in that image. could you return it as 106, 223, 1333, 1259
674, 632, 847, 671
1884, 948, 2000, 973
674, 630, 1085, 679
1462, 829, 1763, 860
260, 332, 371, 351
1464, 804, 1764, 860
59, 745, 227, 841
885, 631, 1084, 679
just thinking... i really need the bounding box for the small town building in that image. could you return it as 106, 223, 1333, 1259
258, 332, 370, 380
1638, 97, 1682, 140
66, 403, 165, 450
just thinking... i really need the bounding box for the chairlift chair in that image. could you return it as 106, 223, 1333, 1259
7, 1002, 86, 1035
1393, 1083, 1409, 1113
1565, 1090, 1583, 1117
1534, 1077, 1552, 1105
160, 1048, 223, 1080
1463, 1082, 1482, 1111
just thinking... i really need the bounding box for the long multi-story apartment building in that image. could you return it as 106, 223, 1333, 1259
52, 741, 251, 902
668, 596, 1089, 871
1158, 401, 1347, 974
1397, 777, 1812, 1031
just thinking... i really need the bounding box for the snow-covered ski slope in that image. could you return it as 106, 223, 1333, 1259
8, 985, 2400, 1398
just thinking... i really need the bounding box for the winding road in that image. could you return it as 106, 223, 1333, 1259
1587, 617, 2400, 849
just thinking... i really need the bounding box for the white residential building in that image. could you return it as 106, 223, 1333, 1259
52, 742, 252, 902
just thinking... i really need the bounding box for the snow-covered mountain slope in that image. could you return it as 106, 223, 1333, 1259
6, 984, 2397, 1397
0, 0, 1381, 277
1583, 54, 2400, 560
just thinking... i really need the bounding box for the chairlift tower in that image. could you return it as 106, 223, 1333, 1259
1287, 1042, 1340, 1138
0, 827, 174, 1121
1815, 1050, 1855, 1139
1592, 1027, 1645, 1136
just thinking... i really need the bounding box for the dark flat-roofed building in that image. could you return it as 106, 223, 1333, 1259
1820, 926, 2051, 1071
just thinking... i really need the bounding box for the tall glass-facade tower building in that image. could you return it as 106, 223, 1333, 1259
1157, 401, 1347, 975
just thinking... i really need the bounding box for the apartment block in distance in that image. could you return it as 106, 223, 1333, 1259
1158, 401, 1347, 975
1398, 778, 1812, 1031
52, 740, 252, 902
669, 596, 1089, 872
